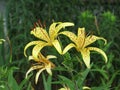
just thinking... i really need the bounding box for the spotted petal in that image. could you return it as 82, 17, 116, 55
32, 42, 48, 60
80, 48, 90, 68
88, 47, 108, 63
52, 40, 62, 54
24, 41, 43, 57
85, 35, 107, 47
77, 28, 86, 48
60, 31, 77, 43
56, 22, 74, 33
62, 43, 76, 54
45, 63, 52, 75
77, 28, 85, 39
49, 22, 58, 40
31, 27, 50, 42
49, 22, 74, 41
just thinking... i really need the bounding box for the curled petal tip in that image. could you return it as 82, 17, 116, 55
104, 39, 107, 45
104, 56, 108, 63
24, 53, 27, 57
87, 66, 91, 69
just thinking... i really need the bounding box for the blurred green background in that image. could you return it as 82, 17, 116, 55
0, 0, 120, 90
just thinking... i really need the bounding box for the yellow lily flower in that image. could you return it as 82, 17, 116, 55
24, 22, 74, 59
0, 39, 5, 44
26, 53, 56, 84
60, 28, 107, 68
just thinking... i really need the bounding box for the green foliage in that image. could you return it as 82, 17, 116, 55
42, 73, 52, 90
0, 0, 120, 90
78, 10, 95, 31
0, 66, 32, 90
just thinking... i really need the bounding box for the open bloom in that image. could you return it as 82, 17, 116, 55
24, 22, 74, 59
60, 28, 107, 68
26, 53, 56, 84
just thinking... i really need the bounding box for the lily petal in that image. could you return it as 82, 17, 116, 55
26, 65, 43, 78
85, 35, 107, 47
56, 22, 74, 33
80, 48, 90, 68
46, 55, 57, 59
28, 56, 34, 60
52, 40, 62, 54
45, 63, 52, 75
32, 42, 48, 60
35, 68, 45, 84
78, 28, 85, 38
31, 27, 50, 42
49, 22, 74, 41
62, 43, 76, 54
77, 28, 86, 48
24, 41, 42, 57
88, 47, 108, 63
49, 23, 58, 40
60, 31, 77, 43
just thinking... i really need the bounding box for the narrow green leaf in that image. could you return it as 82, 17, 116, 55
58, 75, 75, 90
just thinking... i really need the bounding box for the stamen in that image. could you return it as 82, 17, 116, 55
38, 19, 43, 28
43, 21, 46, 28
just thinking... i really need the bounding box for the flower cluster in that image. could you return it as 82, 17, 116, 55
24, 22, 74, 84
24, 21, 107, 84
